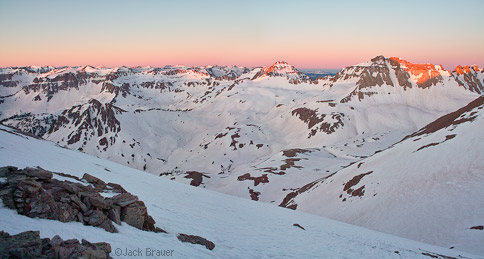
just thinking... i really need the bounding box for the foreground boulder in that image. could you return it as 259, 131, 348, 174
0, 230, 111, 259
0, 166, 163, 233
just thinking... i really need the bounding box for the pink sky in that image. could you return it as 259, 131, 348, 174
1, 0, 483, 70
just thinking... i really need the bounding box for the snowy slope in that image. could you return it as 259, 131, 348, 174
0, 125, 480, 258
281, 96, 484, 255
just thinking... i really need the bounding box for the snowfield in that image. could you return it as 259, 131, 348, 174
0, 125, 481, 258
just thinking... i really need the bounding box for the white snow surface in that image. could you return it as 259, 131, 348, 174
0, 125, 480, 259
288, 97, 484, 255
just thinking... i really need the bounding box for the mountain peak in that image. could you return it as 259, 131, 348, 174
263, 61, 293, 73
454, 65, 481, 75
389, 57, 446, 71
257, 61, 308, 80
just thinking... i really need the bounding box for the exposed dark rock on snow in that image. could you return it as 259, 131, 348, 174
421, 251, 458, 259
282, 148, 311, 157
0, 166, 162, 233
293, 223, 305, 230
177, 233, 215, 250
279, 172, 337, 210
470, 226, 483, 230
341, 171, 373, 197
237, 173, 269, 186
184, 171, 211, 187
248, 188, 260, 201
291, 108, 345, 138
0, 230, 111, 259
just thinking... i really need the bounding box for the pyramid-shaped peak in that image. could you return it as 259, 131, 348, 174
264, 61, 298, 74
252, 61, 308, 81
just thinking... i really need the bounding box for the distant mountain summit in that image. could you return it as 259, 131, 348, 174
251, 61, 310, 81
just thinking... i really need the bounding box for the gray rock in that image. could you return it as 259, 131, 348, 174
0, 188, 16, 209
87, 210, 107, 226
144, 215, 157, 231
82, 173, 106, 189
70, 194, 88, 212
29, 192, 57, 218
110, 192, 138, 207
108, 206, 121, 225
82, 239, 112, 259
1, 166, 160, 233
120, 201, 147, 229
76, 212, 84, 223
61, 182, 81, 194
98, 219, 118, 233
60, 196, 71, 203
18, 179, 41, 194
107, 182, 127, 193
0, 230, 43, 258
82, 196, 92, 209
0, 166, 17, 177
50, 235, 63, 246
57, 203, 78, 222
13, 188, 24, 198
18, 167, 53, 180
88, 195, 108, 209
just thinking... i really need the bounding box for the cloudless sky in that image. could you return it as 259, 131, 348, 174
0, 0, 483, 69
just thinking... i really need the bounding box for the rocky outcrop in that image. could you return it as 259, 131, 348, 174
0, 166, 164, 233
389, 57, 445, 89
452, 65, 484, 94
177, 234, 215, 250
184, 171, 211, 187
237, 173, 269, 186
0, 230, 111, 259
46, 99, 125, 149
291, 108, 345, 138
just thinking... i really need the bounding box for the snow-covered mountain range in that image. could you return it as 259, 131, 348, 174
1, 56, 483, 254
0, 125, 481, 258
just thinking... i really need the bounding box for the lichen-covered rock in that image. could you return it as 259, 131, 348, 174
0, 230, 112, 259
0, 166, 162, 233
109, 192, 138, 207
121, 201, 148, 229
82, 173, 107, 190
18, 167, 53, 180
